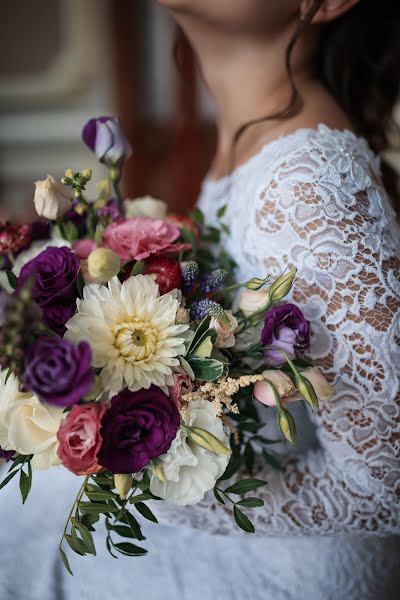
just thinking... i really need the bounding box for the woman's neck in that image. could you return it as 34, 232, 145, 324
174, 15, 317, 158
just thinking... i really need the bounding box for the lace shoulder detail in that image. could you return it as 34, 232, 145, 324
166, 125, 400, 535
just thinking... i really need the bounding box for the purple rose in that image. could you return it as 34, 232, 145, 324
16, 246, 79, 334
261, 303, 311, 366
82, 116, 132, 166
0, 447, 14, 462
98, 386, 180, 474
23, 336, 93, 407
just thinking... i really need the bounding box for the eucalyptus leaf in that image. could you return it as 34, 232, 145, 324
85, 490, 117, 502
233, 506, 255, 533
65, 534, 86, 556
114, 542, 147, 556
236, 497, 264, 508
79, 502, 118, 514
134, 502, 158, 523
225, 479, 267, 495
59, 547, 73, 576
74, 521, 96, 555
121, 512, 145, 541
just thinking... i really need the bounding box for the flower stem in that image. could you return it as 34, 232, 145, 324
59, 476, 89, 551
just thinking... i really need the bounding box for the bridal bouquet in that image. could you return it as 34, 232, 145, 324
0, 117, 333, 573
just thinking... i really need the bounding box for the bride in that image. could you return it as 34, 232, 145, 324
0, 0, 399, 598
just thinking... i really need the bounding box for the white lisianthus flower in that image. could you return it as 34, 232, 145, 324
124, 196, 168, 219
238, 288, 270, 317
0, 371, 63, 470
34, 175, 71, 220
149, 400, 230, 505
65, 275, 189, 397
12, 238, 71, 277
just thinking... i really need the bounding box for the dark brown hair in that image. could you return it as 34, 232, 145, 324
176, 0, 400, 209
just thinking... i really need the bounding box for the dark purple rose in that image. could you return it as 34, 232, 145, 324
0, 447, 14, 462
82, 116, 132, 165
23, 336, 93, 406
261, 303, 311, 366
98, 386, 180, 474
29, 219, 51, 242
16, 246, 79, 334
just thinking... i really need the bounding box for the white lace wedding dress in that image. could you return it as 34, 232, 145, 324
0, 124, 399, 600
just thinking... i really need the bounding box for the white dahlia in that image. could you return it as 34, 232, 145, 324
65, 275, 190, 397
149, 400, 230, 505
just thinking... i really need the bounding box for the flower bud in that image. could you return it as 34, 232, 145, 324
88, 247, 121, 281
34, 175, 71, 220
124, 196, 168, 219
246, 277, 268, 291
254, 370, 297, 407
301, 367, 334, 401
64, 168, 75, 179
295, 374, 319, 411
185, 426, 231, 455
114, 474, 133, 499
277, 409, 297, 445
80, 169, 92, 181
151, 462, 165, 482
192, 335, 213, 359
74, 202, 87, 215
82, 116, 132, 166
269, 268, 297, 303
238, 289, 270, 317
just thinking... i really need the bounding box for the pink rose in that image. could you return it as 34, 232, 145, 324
168, 373, 193, 410
57, 402, 106, 475
209, 310, 238, 349
102, 217, 190, 261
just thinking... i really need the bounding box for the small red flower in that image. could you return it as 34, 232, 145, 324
0, 222, 30, 254
144, 256, 182, 295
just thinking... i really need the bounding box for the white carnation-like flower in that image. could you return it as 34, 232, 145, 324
149, 400, 230, 505
65, 275, 190, 397
0, 371, 63, 470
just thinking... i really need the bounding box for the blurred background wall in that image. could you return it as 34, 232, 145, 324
0, 0, 216, 221
1, 0, 399, 222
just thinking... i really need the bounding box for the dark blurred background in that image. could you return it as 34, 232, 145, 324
0, 0, 216, 221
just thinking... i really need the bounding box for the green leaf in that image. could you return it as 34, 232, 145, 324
186, 357, 225, 381
65, 534, 86, 556
236, 497, 264, 508
5, 368, 13, 385
225, 479, 267, 495
114, 542, 147, 556
216, 204, 227, 219
213, 488, 225, 505
180, 226, 197, 252
220, 223, 230, 235
59, 547, 73, 576
79, 501, 118, 514
134, 502, 158, 523
74, 521, 96, 555
85, 489, 117, 502
178, 356, 195, 381
233, 506, 255, 533
218, 454, 244, 481
129, 492, 159, 504
5, 270, 17, 290
130, 260, 145, 277
106, 536, 119, 559
121, 511, 145, 540
19, 470, 31, 504
187, 316, 212, 353
0, 469, 18, 490
110, 525, 136, 539
8, 452, 30, 471
80, 513, 100, 529
189, 207, 204, 225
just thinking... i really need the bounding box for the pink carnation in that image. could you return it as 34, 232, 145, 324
102, 217, 189, 261
57, 402, 106, 475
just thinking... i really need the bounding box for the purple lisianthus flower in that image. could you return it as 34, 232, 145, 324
0, 447, 14, 462
23, 336, 93, 407
16, 246, 79, 335
98, 386, 180, 474
82, 116, 132, 166
96, 198, 121, 222
261, 303, 311, 366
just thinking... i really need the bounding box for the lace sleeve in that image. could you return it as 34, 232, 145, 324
155, 128, 400, 535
